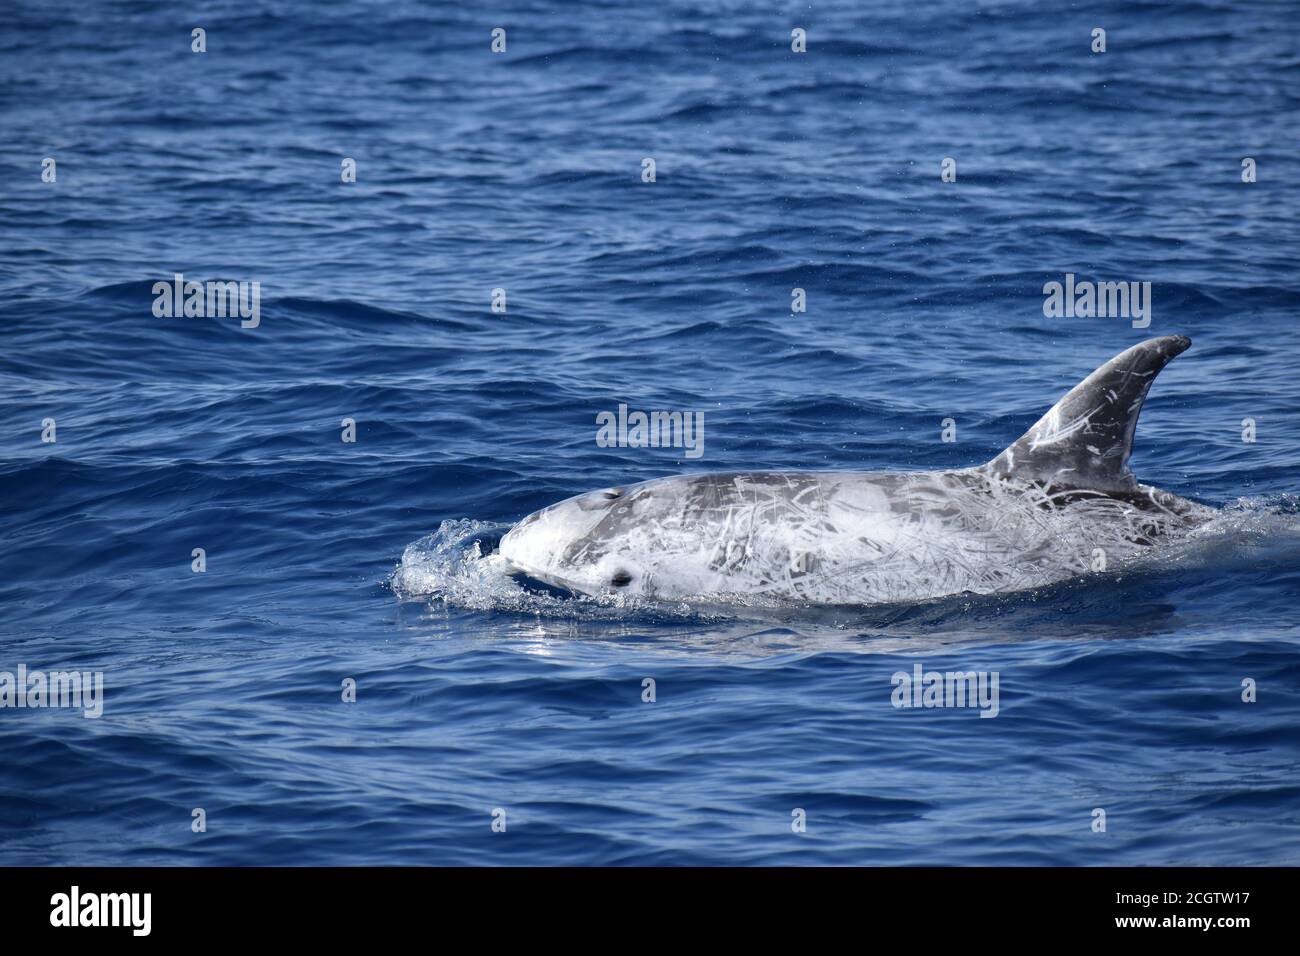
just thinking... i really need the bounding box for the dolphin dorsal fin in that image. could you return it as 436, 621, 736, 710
984, 335, 1190, 492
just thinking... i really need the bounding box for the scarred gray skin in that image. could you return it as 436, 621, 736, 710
499, 336, 1214, 605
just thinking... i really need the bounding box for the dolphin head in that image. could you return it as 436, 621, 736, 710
499, 485, 648, 596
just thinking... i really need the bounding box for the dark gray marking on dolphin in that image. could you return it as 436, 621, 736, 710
986, 333, 1191, 493
498, 336, 1213, 606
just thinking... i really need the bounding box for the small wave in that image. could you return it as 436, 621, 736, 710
1172, 494, 1300, 564
390, 519, 536, 610
1174, 493, 1300, 545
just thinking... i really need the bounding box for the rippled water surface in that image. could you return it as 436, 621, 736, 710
2, 0, 1299, 865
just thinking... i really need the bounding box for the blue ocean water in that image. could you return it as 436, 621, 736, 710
2, 0, 1299, 865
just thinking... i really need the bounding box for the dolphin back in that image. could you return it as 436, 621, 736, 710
983, 335, 1191, 492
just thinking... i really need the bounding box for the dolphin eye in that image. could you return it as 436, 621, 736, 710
610, 570, 633, 587
601, 488, 624, 500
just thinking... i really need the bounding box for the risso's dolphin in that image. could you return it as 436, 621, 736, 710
498, 336, 1213, 605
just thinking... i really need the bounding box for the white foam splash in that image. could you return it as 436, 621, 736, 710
1171, 493, 1300, 565
391, 519, 538, 610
